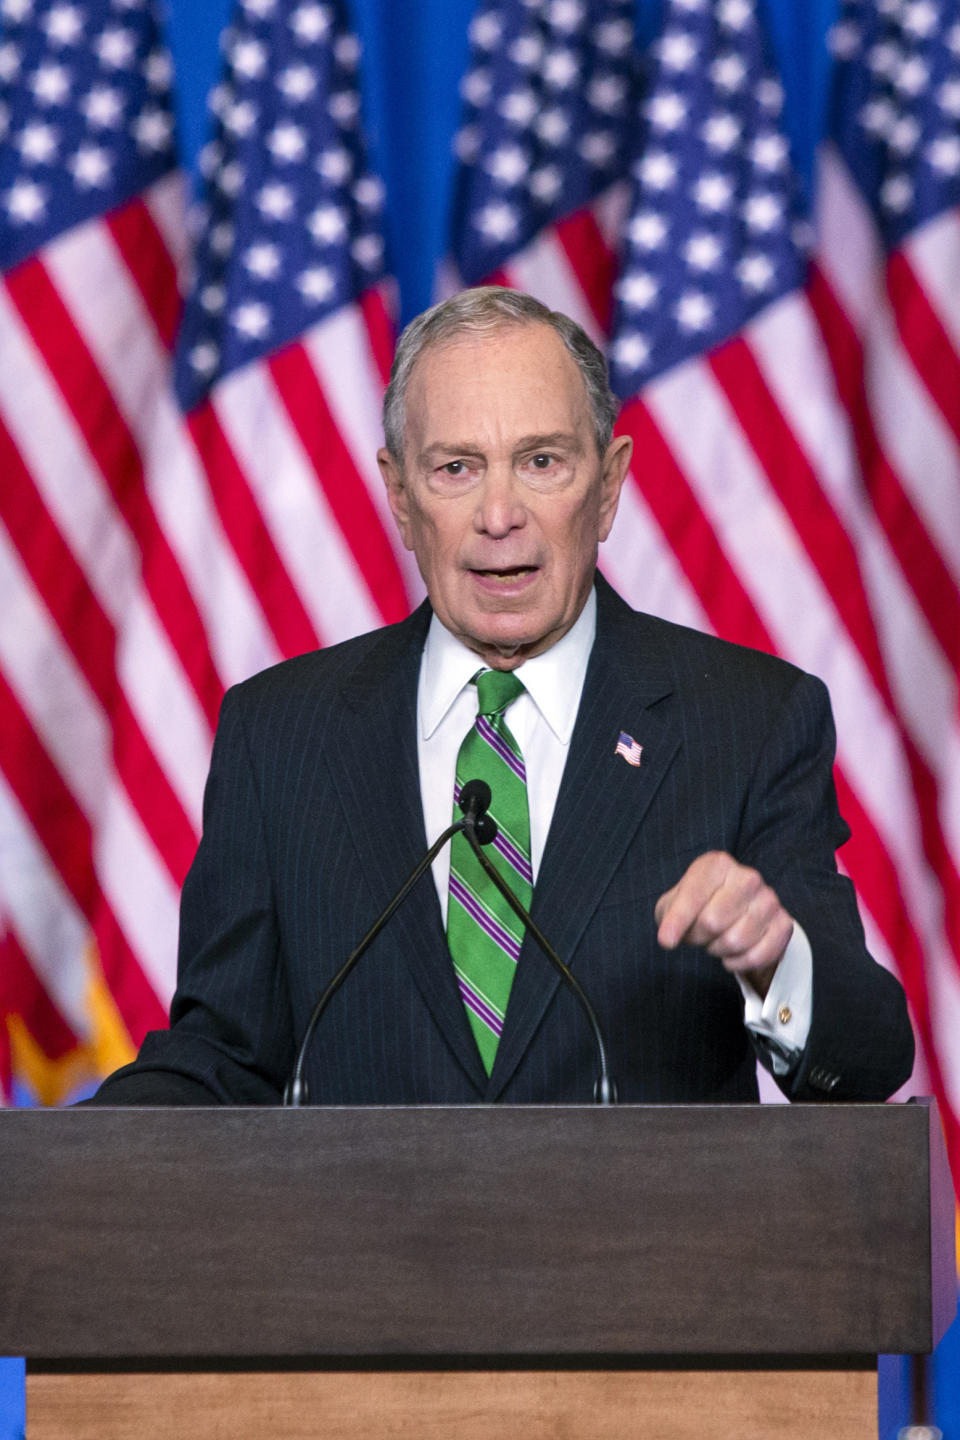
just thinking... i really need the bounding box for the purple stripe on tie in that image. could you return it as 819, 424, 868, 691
492, 830, 533, 886
457, 976, 504, 1036
455, 784, 531, 886
450, 875, 521, 961
476, 716, 526, 782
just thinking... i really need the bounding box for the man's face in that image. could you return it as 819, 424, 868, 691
378, 323, 632, 670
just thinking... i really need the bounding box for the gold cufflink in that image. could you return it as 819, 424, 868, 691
777, 1005, 792, 1025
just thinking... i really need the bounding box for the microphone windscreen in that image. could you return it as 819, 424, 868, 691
458, 778, 491, 818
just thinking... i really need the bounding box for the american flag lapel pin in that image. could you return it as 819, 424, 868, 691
614, 732, 643, 768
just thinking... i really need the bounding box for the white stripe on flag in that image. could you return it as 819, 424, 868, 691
903, 209, 960, 357
0, 524, 180, 1004
143, 171, 191, 287
0, 282, 141, 622
749, 294, 960, 863
815, 144, 883, 330
601, 474, 713, 632
864, 301, 960, 587
0, 275, 212, 827
212, 361, 385, 644
592, 181, 631, 253
94, 779, 180, 1005
816, 148, 960, 589
504, 233, 605, 346
44, 216, 281, 691
301, 304, 425, 603
646, 356, 946, 951
0, 523, 111, 823
0, 770, 93, 1037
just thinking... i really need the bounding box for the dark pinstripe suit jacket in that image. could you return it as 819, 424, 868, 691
93, 576, 913, 1106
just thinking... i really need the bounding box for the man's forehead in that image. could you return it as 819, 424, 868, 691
405, 322, 590, 434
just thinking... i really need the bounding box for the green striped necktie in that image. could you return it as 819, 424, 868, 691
447, 669, 533, 1075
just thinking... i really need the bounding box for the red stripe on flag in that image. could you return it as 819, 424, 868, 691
90, 902, 168, 1044
110, 693, 200, 885
187, 401, 321, 659
358, 284, 395, 389
710, 337, 960, 952
908, 747, 960, 962
106, 194, 182, 353
687, 334, 960, 969
4, 257, 223, 726
92, 899, 168, 1044
616, 398, 954, 1168
553, 207, 616, 336
807, 264, 960, 666
709, 335, 893, 696
0, 673, 167, 1043
887, 249, 960, 451
0, 933, 80, 1063
616, 395, 774, 653
0, 670, 100, 914
0, 416, 116, 704
269, 339, 410, 624
0, 942, 10, 1101
0, 421, 200, 884
834, 767, 960, 1188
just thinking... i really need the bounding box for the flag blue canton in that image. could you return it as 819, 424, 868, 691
449, 0, 640, 285
608, 0, 808, 398
172, 0, 387, 413
828, 0, 960, 252
0, 0, 177, 272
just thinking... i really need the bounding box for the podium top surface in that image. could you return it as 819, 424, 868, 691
0, 1102, 954, 1361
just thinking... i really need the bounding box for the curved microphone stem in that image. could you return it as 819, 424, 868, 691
283, 816, 469, 1106
463, 815, 618, 1105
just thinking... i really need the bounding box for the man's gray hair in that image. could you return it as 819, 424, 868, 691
382, 287, 619, 461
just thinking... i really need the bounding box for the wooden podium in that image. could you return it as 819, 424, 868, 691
0, 1101, 954, 1439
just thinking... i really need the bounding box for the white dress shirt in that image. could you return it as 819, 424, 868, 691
416, 589, 812, 1071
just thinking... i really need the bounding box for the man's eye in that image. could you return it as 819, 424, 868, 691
530, 454, 554, 469
442, 460, 467, 476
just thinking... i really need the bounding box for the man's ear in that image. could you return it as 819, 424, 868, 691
378, 447, 413, 550
597, 433, 633, 543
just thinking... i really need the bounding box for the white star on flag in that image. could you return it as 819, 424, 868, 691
308, 202, 347, 242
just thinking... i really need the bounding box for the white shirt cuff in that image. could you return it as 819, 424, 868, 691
737, 921, 813, 1075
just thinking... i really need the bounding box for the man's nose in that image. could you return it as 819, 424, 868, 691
474, 465, 527, 537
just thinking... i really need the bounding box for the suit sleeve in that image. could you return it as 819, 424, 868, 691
734, 670, 914, 1102
85, 687, 294, 1105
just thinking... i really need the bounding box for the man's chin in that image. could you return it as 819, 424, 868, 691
464, 619, 555, 669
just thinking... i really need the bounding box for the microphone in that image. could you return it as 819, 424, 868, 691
457, 777, 497, 844
461, 802, 618, 1106
282, 779, 495, 1106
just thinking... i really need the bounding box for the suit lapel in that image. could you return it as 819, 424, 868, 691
487, 580, 682, 1100
325, 602, 488, 1094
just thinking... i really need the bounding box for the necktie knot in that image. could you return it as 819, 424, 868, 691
475, 668, 525, 717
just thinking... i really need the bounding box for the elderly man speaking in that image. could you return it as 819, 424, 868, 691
89, 288, 913, 1106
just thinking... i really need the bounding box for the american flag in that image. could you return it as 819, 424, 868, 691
451, 0, 960, 1188
614, 731, 642, 767
447, 0, 639, 319
812, 0, 960, 1181
0, 0, 417, 1103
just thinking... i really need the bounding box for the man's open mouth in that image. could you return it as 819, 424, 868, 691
472, 566, 537, 581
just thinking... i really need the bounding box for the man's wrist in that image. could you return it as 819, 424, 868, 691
739, 921, 813, 1059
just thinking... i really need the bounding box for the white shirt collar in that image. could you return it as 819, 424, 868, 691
419, 586, 597, 744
